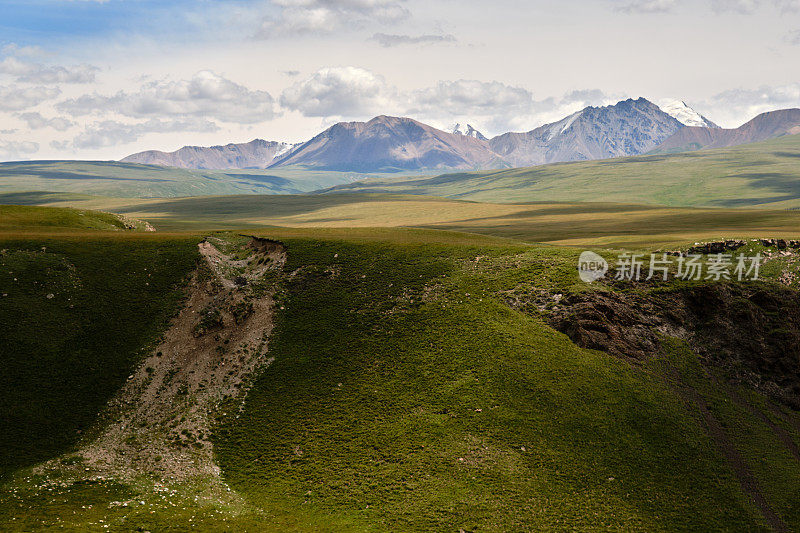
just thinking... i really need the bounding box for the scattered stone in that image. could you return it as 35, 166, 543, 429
685, 240, 746, 255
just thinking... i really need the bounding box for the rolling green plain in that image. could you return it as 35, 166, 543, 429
0, 161, 429, 198
325, 134, 800, 208
2, 138, 800, 531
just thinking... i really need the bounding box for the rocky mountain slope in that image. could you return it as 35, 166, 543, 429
268, 115, 504, 171
121, 139, 295, 169
653, 108, 800, 153
488, 98, 684, 167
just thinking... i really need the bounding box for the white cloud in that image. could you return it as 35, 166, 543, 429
775, 0, 800, 11
255, 0, 409, 38
280, 67, 618, 135
409, 80, 535, 116
50, 140, 71, 152
0, 47, 98, 84
711, 0, 760, 13
0, 140, 39, 160
370, 33, 456, 47
58, 71, 279, 124
616, 0, 798, 13
71, 118, 220, 150
280, 66, 398, 117
700, 84, 800, 126
0, 85, 60, 111
17, 112, 75, 131
0, 44, 45, 59
408, 79, 541, 134
616, 0, 678, 13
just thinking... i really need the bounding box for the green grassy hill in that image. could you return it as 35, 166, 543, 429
213, 232, 800, 531
0, 205, 139, 232
325, 134, 800, 208
0, 234, 198, 477
0, 224, 799, 530
0, 161, 405, 198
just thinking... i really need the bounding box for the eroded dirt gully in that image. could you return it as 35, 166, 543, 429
510, 281, 800, 532
43, 235, 286, 484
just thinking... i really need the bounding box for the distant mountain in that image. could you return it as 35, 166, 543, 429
652, 108, 800, 153
119, 97, 745, 172
488, 98, 684, 167
452, 123, 488, 141
269, 115, 504, 172
121, 139, 296, 170
658, 99, 719, 128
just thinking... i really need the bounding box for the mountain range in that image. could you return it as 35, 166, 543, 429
121, 98, 800, 173
120, 139, 296, 170
487, 97, 682, 166
653, 108, 800, 153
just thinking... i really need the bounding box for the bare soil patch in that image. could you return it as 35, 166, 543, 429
43, 235, 285, 484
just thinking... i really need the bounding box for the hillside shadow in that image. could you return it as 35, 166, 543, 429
116, 194, 412, 219
0, 192, 90, 205
711, 172, 800, 207
0, 166, 171, 182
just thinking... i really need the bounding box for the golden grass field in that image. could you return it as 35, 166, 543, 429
9, 192, 798, 249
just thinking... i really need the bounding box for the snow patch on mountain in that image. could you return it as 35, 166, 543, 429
452, 123, 488, 141
658, 99, 719, 128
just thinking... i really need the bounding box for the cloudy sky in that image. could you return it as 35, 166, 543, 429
1, 0, 799, 161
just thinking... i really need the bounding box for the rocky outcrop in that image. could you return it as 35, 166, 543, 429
544, 284, 800, 409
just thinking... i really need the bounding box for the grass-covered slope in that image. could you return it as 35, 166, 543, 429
212, 231, 800, 531
0, 161, 377, 198
325, 134, 800, 208
0, 235, 198, 477
0, 204, 147, 232
0, 228, 799, 530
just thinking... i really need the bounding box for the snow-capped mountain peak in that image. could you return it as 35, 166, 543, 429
452, 123, 488, 141
657, 99, 719, 128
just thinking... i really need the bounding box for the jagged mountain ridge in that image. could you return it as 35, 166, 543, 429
488, 98, 684, 167
121, 139, 296, 170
